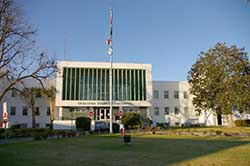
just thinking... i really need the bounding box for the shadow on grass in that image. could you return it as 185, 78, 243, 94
0, 135, 249, 166
94, 135, 250, 166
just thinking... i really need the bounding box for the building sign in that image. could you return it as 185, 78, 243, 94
77, 101, 135, 106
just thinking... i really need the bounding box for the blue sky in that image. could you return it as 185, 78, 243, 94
18, 0, 250, 81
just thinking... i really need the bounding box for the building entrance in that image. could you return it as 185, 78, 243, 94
217, 113, 222, 126
96, 108, 110, 121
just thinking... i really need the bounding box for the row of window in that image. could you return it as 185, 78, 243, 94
9, 106, 51, 116
62, 67, 147, 101
154, 107, 189, 116
153, 90, 188, 99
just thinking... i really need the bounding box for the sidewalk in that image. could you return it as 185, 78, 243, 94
0, 137, 33, 144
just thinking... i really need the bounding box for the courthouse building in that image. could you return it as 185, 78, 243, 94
55, 61, 152, 126
1, 61, 249, 128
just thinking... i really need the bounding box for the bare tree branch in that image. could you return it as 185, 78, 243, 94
0, 0, 57, 101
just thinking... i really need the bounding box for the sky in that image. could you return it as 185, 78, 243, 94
18, 0, 250, 81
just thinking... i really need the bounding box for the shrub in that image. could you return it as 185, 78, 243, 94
122, 112, 141, 129
11, 124, 21, 129
33, 131, 49, 140
234, 120, 250, 127
246, 120, 250, 126
140, 116, 152, 128
215, 130, 223, 135
6, 128, 50, 138
0, 129, 6, 139
156, 123, 170, 129
0, 128, 5, 134
75, 117, 91, 131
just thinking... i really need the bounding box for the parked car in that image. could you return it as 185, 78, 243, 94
94, 121, 109, 132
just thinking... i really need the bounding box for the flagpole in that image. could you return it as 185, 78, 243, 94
109, 46, 113, 133
108, 8, 113, 134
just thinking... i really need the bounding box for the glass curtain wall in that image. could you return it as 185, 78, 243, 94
62, 67, 146, 101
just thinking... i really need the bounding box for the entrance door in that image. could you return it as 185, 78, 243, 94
99, 108, 110, 121
217, 113, 222, 125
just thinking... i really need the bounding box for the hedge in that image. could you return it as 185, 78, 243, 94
0, 128, 80, 139
7, 128, 50, 138
234, 120, 250, 127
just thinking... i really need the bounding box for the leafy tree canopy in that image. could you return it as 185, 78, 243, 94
188, 43, 250, 115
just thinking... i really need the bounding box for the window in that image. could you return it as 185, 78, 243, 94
35, 107, 40, 116
35, 123, 40, 128
184, 107, 189, 117
47, 107, 50, 116
22, 106, 28, 116
164, 91, 169, 99
174, 91, 179, 99
164, 107, 170, 115
175, 122, 180, 126
154, 107, 159, 116
10, 107, 16, 116
46, 123, 51, 128
11, 90, 17, 97
184, 91, 188, 99
174, 107, 180, 115
153, 90, 159, 99
62, 68, 147, 101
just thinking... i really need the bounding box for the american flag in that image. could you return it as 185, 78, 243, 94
106, 8, 113, 47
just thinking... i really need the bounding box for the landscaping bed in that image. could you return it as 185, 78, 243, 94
130, 127, 250, 137
0, 128, 84, 140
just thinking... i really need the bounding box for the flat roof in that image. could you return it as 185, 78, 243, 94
57, 61, 152, 70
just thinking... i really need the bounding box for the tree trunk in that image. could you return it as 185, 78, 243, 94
31, 103, 36, 128
49, 97, 55, 130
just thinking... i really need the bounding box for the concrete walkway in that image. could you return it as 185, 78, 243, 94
0, 136, 75, 144
0, 137, 34, 144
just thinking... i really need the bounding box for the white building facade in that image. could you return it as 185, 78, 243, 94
0, 79, 55, 128
150, 81, 217, 126
1, 61, 248, 128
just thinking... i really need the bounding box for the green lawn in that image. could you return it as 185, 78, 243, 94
0, 134, 249, 166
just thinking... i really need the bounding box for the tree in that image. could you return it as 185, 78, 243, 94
42, 86, 56, 129
188, 43, 250, 126
0, 0, 56, 101
19, 87, 42, 128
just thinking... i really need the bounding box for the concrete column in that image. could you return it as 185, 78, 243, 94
146, 107, 151, 119
59, 107, 63, 120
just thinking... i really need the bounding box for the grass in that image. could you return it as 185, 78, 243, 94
0, 134, 249, 166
